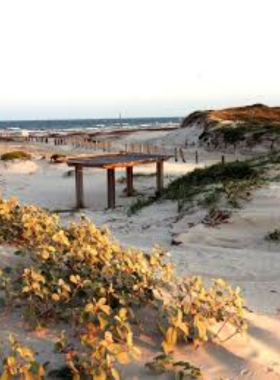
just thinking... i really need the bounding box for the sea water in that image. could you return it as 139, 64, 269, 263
0, 117, 180, 133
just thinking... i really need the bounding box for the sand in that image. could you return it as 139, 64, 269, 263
1, 135, 280, 379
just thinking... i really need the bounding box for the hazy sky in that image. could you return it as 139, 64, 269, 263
0, 0, 280, 120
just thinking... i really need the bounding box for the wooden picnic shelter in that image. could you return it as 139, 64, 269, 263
67, 153, 171, 209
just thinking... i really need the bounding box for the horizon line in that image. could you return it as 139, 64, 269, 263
0, 115, 183, 123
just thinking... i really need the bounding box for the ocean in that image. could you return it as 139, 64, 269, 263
0, 117, 181, 132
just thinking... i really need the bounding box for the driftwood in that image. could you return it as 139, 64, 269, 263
202, 210, 231, 227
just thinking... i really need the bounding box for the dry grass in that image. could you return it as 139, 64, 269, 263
209, 104, 280, 123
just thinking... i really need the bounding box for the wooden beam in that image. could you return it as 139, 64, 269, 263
126, 166, 134, 196
75, 165, 84, 209
69, 159, 160, 169
156, 160, 164, 195
107, 168, 116, 208
68, 154, 172, 168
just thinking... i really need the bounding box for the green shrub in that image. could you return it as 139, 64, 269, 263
265, 229, 280, 242
124, 161, 261, 214
1, 151, 32, 161
127, 196, 157, 215
162, 161, 261, 213
208, 118, 280, 146
221, 127, 247, 144
164, 161, 258, 201
222, 178, 261, 208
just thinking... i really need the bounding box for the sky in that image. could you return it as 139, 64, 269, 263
0, 0, 280, 120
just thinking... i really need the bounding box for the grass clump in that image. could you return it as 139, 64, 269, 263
216, 120, 280, 146
222, 177, 262, 208
250, 151, 280, 169
125, 161, 262, 214
127, 195, 157, 215
265, 229, 280, 242
221, 127, 247, 144
165, 161, 257, 197
164, 161, 259, 209
0, 196, 247, 378
0, 151, 31, 161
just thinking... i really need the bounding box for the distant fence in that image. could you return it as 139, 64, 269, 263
27, 135, 176, 156
26, 135, 246, 165
27, 135, 198, 162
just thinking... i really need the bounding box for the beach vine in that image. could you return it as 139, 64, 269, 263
0, 196, 247, 379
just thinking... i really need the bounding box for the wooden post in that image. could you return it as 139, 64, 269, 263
221, 155, 225, 164
174, 148, 178, 162
126, 166, 134, 196
75, 166, 84, 209
107, 168, 116, 208
179, 148, 186, 163
156, 161, 164, 195
195, 150, 199, 164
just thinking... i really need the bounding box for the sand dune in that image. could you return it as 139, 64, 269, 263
1, 139, 280, 379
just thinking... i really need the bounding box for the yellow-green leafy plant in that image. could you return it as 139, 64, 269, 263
65, 301, 141, 379
0, 196, 247, 378
0, 196, 173, 318
0, 335, 45, 380
158, 277, 247, 352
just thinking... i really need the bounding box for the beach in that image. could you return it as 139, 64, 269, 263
1, 124, 280, 379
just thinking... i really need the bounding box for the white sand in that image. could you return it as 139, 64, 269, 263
1, 140, 280, 378
0, 160, 39, 174
152, 124, 204, 147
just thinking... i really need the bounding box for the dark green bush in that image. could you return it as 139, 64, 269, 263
221, 127, 246, 144
266, 229, 280, 242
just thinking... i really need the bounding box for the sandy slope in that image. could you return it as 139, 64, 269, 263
1, 141, 280, 378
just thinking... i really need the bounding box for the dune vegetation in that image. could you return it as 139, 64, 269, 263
180, 104, 280, 150
129, 150, 280, 219
0, 196, 246, 379
128, 157, 266, 216
0, 151, 32, 161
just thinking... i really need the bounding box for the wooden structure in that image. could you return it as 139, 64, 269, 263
68, 153, 171, 209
